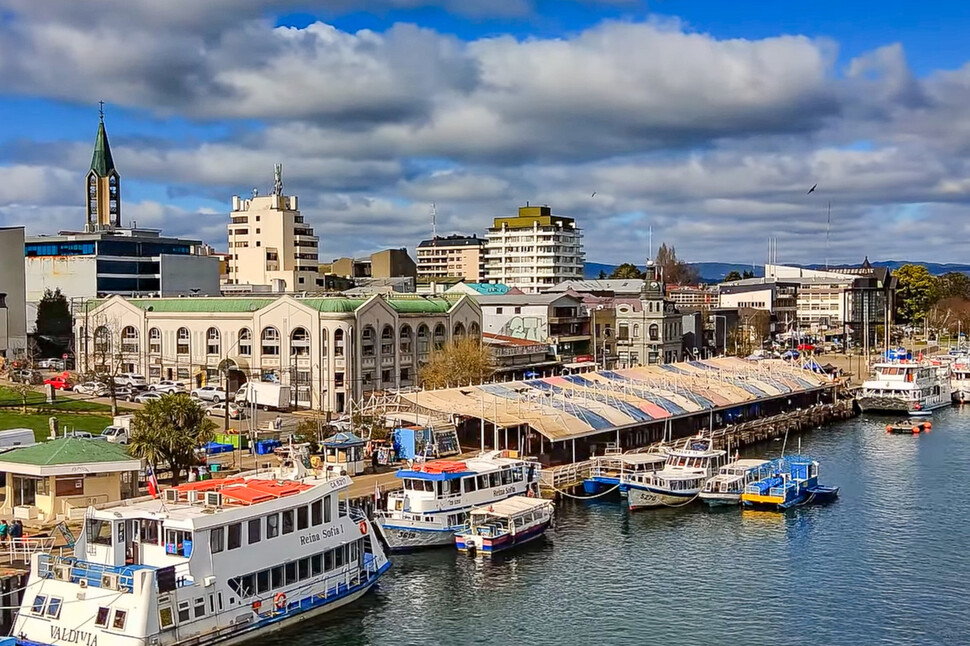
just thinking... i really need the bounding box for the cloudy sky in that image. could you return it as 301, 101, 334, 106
1, 0, 969, 266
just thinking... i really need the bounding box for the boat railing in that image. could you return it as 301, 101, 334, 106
0, 536, 59, 565
540, 460, 592, 491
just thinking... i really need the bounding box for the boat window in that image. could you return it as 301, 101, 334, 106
464, 477, 477, 492
500, 469, 512, 485
30, 596, 45, 614
140, 520, 161, 545
46, 597, 62, 619
248, 519, 261, 544
297, 506, 309, 530
165, 529, 193, 557
95, 607, 110, 627
324, 495, 332, 523
193, 597, 205, 618
489, 473, 500, 487
311, 500, 323, 526
512, 468, 524, 482
86, 519, 113, 546
282, 509, 294, 534
113, 610, 127, 630
210, 527, 224, 554
477, 475, 489, 489
228, 523, 242, 550
311, 554, 323, 575
266, 513, 279, 538
285, 561, 297, 584
271, 566, 284, 589
242, 574, 255, 597
325, 550, 335, 571
257, 570, 270, 594
178, 600, 191, 622
335, 546, 345, 567
299, 558, 310, 580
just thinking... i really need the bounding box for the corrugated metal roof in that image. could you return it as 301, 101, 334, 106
127, 299, 276, 313
94, 295, 463, 315
0, 438, 134, 466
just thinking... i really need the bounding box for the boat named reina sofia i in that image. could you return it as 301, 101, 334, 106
11, 446, 390, 646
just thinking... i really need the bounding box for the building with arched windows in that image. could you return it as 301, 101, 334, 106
76, 294, 481, 412
614, 260, 683, 366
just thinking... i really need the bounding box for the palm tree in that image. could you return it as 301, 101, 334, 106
129, 394, 216, 486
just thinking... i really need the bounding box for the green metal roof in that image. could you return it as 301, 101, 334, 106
301, 298, 367, 313
0, 438, 134, 466
126, 299, 276, 313
90, 118, 116, 177
386, 298, 453, 313
92, 295, 464, 315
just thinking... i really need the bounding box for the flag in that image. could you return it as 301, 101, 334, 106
373, 481, 381, 504
147, 466, 160, 499
735, 450, 740, 461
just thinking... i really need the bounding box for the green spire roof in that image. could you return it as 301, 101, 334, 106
90, 117, 116, 177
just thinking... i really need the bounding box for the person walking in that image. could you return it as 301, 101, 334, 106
0, 518, 8, 546
10, 520, 23, 548
274, 415, 282, 431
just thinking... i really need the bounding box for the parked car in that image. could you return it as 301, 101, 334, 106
115, 386, 137, 401
206, 402, 247, 420
65, 431, 96, 439
11, 369, 42, 384
43, 375, 73, 390
74, 381, 109, 396
115, 373, 148, 390
190, 385, 227, 403
149, 379, 185, 394
100, 426, 129, 444
133, 391, 163, 404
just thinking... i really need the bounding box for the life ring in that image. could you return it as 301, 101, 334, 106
274, 592, 287, 610
358, 520, 368, 535
526, 489, 535, 498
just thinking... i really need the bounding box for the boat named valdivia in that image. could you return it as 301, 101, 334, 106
858, 361, 951, 413
374, 450, 540, 552
11, 445, 390, 646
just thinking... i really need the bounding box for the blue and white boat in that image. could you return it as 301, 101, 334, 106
374, 451, 541, 552
454, 496, 554, 556
741, 455, 839, 510
623, 436, 726, 510
699, 458, 772, 507
583, 451, 667, 496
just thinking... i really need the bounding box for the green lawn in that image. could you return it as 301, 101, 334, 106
0, 386, 126, 441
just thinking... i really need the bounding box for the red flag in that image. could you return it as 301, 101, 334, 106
147, 466, 160, 499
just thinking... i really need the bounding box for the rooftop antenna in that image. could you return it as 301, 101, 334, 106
98, 100, 105, 121
273, 163, 283, 197
825, 201, 831, 270
431, 202, 438, 241
648, 224, 653, 260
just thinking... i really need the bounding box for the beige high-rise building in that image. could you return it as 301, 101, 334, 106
226, 165, 319, 291
416, 234, 486, 282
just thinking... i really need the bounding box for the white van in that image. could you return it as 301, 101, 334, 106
0, 428, 38, 450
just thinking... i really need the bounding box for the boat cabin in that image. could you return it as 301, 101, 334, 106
465, 497, 553, 538
321, 432, 367, 476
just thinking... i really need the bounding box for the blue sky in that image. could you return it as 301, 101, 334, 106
1, 0, 969, 265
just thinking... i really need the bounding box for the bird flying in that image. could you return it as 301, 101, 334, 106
807, 183, 817, 194
591, 192, 597, 197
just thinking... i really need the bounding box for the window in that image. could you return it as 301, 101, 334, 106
121, 326, 138, 354
298, 558, 310, 581
177, 327, 190, 355
46, 597, 62, 619
55, 477, 83, 496
93, 326, 111, 356
149, 327, 161, 354
31, 596, 46, 614
496, 307, 504, 314
290, 327, 309, 356
95, 607, 110, 627
271, 566, 284, 589
261, 327, 280, 355
325, 550, 334, 571
513, 307, 521, 314
257, 570, 270, 594
618, 323, 629, 340
193, 598, 205, 618
239, 328, 252, 355
86, 519, 112, 546
400, 325, 412, 354
297, 506, 309, 530
311, 554, 323, 576
159, 607, 175, 629
266, 513, 279, 538
210, 527, 224, 554
206, 328, 221, 355
417, 325, 430, 354
177, 367, 190, 380
649, 324, 659, 341
282, 509, 294, 534
334, 329, 345, 357
228, 523, 242, 550
248, 519, 261, 544
361, 326, 375, 357
311, 500, 323, 526
285, 561, 297, 584
633, 324, 640, 339
321, 328, 328, 357
112, 610, 127, 630
433, 324, 446, 350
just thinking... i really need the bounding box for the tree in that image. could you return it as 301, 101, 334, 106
597, 270, 607, 280
35, 288, 72, 337
742, 270, 755, 279
129, 394, 216, 485
729, 310, 771, 356
608, 263, 644, 279
927, 297, 970, 338
419, 336, 495, 389
723, 270, 743, 282
894, 264, 937, 323
934, 272, 970, 302
655, 243, 700, 285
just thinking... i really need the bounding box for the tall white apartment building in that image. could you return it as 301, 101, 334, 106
484, 205, 584, 294
227, 165, 319, 291
416, 234, 486, 282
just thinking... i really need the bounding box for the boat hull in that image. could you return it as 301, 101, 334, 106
375, 524, 456, 552
582, 477, 618, 495
698, 492, 741, 507
455, 520, 550, 555
953, 390, 970, 403
627, 486, 698, 510
857, 396, 950, 414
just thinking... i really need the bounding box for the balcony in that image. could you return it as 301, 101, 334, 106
362, 356, 376, 369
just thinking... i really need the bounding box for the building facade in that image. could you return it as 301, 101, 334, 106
484, 205, 584, 294
417, 234, 486, 282
0, 226, 27, 357
227, 166, 319, 291
77, 294, 481, 412
614, 262, 682, 365
476, 293, 591, 362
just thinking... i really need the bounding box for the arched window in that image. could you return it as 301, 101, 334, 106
176, 327, 190, 355
453, 322, 466, 339
291, 327, 310, 356
400, 325, 413, 354
433, 323, 446, 350
321, 328, 329, 357
469, 322, 481, 340
334, 329, 345, 357
633, 324, 640, 339
381, 325, 394, 355
148, 328, 161, 354
121, 326, 138, 354
361, 326, 376, 357
261, 327, 280, 355
239, 328, 252, 355
206, 327, 221, 356
417, 324, 430, 354
93, 326, 111, 356
649, 324, 659, 341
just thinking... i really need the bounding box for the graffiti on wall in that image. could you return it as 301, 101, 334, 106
500, 316, 547, 342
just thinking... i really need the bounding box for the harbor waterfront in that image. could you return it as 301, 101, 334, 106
261, 406, 970, 646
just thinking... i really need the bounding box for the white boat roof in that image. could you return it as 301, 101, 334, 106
621, 453, 667, 465
470, 495, 551, 517
727, 459, 770, 469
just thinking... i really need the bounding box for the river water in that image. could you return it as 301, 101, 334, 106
270, 407, 970, 646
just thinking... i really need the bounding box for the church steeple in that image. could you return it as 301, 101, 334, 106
85, 103, 121, 230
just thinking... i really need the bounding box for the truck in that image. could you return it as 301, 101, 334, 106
235, 382, 291, 411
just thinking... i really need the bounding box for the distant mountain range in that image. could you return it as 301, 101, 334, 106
584, 261, 970, 283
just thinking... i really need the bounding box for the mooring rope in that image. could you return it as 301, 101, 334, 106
546, 483, 620, 500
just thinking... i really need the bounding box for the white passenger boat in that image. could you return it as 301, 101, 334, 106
951, 363, 970, 403
11, 446, 390, 646
858, 361, 952, 413
374, 450, 541, 552
622, 436, 726, 510
699, 458, 771, 507
454, 496, 554, 556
